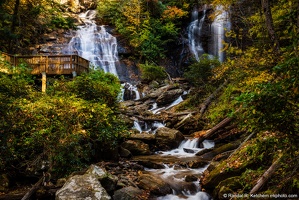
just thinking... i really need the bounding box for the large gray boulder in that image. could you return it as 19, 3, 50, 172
56, 165, 111, 200
155, 127, 185, 150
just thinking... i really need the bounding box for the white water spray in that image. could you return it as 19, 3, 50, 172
188, 7, 206, 61
209, 5, 231, 62
64, 10, 119, 76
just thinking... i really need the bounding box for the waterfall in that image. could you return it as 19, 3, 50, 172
64, 10, 119, 76
160, 139, 214, 157
188, 7, 206, 61
188, 5, 231, 62
209, 5, 231, 62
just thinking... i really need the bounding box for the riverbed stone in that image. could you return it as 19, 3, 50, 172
113, 186, 145, 200
128, 133, 156, 142
138, 174, 172, 195
155, 127, 185, 150
121, 140, 152, 155
55, 166, 111, 200
156, 89, 184, 106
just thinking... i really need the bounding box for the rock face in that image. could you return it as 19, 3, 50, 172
155, 127, 185, 150
56, 165, 111, 200
138, 174, 172, 195
156, 88, 184, 106
113, 186, 144, 200
121, 140, 152, 155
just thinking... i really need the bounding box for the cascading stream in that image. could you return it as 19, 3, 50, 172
188, 5, 231, 62
64, 10, 119, 76
188, 7, 206, 61
209, 5, 231, 62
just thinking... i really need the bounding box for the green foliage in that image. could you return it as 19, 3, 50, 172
0, 63, 128, 177
50, 15, 75, 29
139, 63, 167, 82
235, 82, 297, 133
184, 55, 220, 87
66, 70, 121, 107
97, 0, 187, 61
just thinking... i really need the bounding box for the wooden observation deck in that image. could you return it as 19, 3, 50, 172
1, 52, 90, 75
1, 52, 90, 92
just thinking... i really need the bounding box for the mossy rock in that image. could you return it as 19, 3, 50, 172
213, 176, 243, 199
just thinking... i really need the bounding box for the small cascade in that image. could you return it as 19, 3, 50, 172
160, 138, 214, 157
209, 5, 231, 62
132, 120, 165, 134
145, 138, 214, 199
133, 121, 143, 133
122, 83, 141, 101
188, 7, 207, 61
64, 10, 119, 76
149, 94, 185, 115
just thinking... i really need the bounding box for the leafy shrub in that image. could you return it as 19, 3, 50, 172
139, 63, 167, 82
0, 66, 128, 177
50, 15, 75, 29
66, 70, 121, 107
184, 55, 220, 87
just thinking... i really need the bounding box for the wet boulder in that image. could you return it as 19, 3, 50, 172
156, 89, 184, 106
155, 127, 185, 150
138, 174, 172, 195
121, 140, 152, 155
113, 186, 145, 200
56, 165, 111, 200
128, 133, 156, 142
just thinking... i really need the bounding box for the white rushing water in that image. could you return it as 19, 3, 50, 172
133, 120, 165, 133
209, 5, 231, 62
160, 138, 215, 157
188, 5, 231, 62
188, 7, 206, 61
147, 138, 214, 200
64, 10, 119, 76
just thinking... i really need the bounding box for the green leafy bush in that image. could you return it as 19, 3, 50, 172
0, 64, 128, 177
184, 55, 220, 87
139, 63, 167, 82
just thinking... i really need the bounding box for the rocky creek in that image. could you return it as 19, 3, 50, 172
0, 6, 242, 200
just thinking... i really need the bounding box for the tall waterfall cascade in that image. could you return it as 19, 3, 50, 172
209, 5, 231, 62
188, 7, 206, 61
188, 5, 231, 62
64, 10, 119, 76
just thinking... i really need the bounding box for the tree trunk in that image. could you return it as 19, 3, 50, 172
9, 0, 20, 53
21, 176, 44, 200
250, 154, 282, 194
261, 0, 280, 54
197, 117, 233, 143
199, 80, 228, 117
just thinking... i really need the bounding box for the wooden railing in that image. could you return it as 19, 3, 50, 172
1, 52, 90, 75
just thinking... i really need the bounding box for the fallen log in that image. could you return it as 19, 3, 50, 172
21, 176, 44, 200
197, 117, 233, 144
250, 154, 283, 194
199, 80, 228, 117
228, 131, 256, 159
174, 113, 193, 129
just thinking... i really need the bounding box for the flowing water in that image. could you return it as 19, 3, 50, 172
63, 10, 119, 76
188, 7, 206, 61
65, 9, 215, 199
188, 5, 231, 62
209, 5, 231, 62
145, 138, 214, 200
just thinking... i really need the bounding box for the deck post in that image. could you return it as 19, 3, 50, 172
72, 71, 77, 78
41, 72, 47, 93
